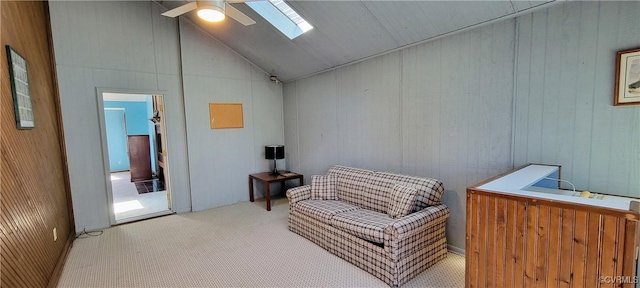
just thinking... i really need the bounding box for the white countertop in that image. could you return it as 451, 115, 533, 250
477, 165, 638, 211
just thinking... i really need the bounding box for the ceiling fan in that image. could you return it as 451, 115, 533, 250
161, 0, 256, 26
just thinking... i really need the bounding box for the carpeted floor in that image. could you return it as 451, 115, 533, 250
58, 198, 465, 287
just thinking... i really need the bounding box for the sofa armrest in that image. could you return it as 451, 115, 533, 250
286, 185, 311, 206
383, 204, 450, 260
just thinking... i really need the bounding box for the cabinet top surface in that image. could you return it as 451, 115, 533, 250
477, 165, 558, 191
475, 164, 638, 212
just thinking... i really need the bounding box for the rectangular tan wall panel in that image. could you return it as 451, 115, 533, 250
209, 103, 244, 129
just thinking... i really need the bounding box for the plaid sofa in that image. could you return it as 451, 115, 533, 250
287, 165, 449, 287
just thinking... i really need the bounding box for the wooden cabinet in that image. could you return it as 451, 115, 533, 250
127, 135, 152, 182
466, 164, 640, 288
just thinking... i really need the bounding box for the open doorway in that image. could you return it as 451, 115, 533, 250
99, 92, 172, 224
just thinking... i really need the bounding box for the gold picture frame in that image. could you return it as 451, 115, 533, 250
614, 47, 640, 106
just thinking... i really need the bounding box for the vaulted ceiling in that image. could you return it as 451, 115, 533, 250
157, 1, 555, 82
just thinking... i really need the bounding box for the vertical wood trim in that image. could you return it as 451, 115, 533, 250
473, 193, 480, 288
514, 201, 527, 287
614, 219, 626, 283
600, 216, 618, 288
486, 197, 497, 287
505, 199, 517, 287
585, 213, 603, 287
535, 205, 550, 288
546, 207, 561, 288
572, 211, 588, 288
466, 192, 476, 288
478, 195, 488, 287
558, 209, 575, 287
621, 220, 639, 288
495, 198, 507, 288
525, 204, 539, 287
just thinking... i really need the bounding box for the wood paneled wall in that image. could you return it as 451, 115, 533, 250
1, 1, 73, 287
466, 190, 639, 288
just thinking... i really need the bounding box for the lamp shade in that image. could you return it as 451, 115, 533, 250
265, 145, 284, 160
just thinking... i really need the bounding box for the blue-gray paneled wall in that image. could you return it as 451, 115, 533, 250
179, 19, 284, 212
49, 1, 191, 231
514, 3, 640, 281
284, 1, 640, 253
284, 20, 517, 251
513, 1, 640, 197
48, 1, 284, 231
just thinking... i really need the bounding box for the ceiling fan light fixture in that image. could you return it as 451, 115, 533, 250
197, 4, 225, 22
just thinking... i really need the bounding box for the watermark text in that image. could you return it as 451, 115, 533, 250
599, 276, 639, 284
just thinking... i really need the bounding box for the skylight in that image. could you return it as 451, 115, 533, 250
246, 0, 313, 40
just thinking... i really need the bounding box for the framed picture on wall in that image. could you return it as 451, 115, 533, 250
6, 45, 35, 128
614, 47, 640, 106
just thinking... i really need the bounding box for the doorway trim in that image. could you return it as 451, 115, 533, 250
96, 88, 173, 225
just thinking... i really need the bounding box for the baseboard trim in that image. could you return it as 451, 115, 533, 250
448, 244, 465, 256
47, 231, 74, 288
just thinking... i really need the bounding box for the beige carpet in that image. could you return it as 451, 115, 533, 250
58, 198, 465, 287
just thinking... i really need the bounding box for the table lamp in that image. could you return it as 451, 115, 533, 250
265, 145, 285, 175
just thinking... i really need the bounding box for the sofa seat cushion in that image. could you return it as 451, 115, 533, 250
296, 200, 360, 224
331, 209, 394, 244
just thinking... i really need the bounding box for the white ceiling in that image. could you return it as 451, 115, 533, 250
157, 0, 556, 82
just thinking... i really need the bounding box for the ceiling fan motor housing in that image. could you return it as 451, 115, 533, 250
161, 0, 256, 26
202, 0, 226, 11
197, 0, 226, 22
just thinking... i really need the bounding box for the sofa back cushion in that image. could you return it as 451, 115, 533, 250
327, 165, 445, 213
357, 175, 396, 213
327, 166, 375, 197
374, 171, 444, 211
328, 166, 389, 213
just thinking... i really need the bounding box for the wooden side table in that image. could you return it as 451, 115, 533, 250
249, 171, 303, 211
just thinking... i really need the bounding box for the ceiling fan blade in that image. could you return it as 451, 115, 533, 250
161, 2, 198, 18
225, 3, 256, 26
